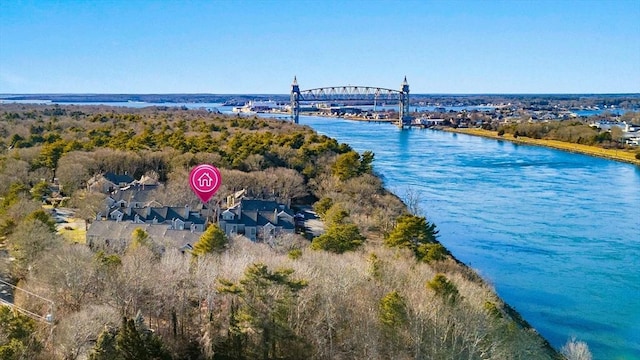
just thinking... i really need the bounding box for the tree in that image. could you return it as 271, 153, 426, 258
384, 214, 440, 261
69, 190, 105, 222
30, 181, 51, 201
561, 337, 592, 360
88, 326, 117, 360
359, 150, 374, 174
37, 140, 67, 181
321, 203, 349, 225
312, 197, 333, 218
0, 306, 42, 359
218, 263, 309, 359
31, 244, 97, 314
8, 219, 60, 279
113, 316, 171, 360
129, 228, 151, 252
415, 243, 449, 263
26, 209, 57, 233
331, 151, 362, 181
378, 290, 408, 353
379, 291, 407, 329
610, 126, 623, 147
54, 305, 118, 360
57, 151, 98, 195
310, 223, 365, 254
115, 317, 149, 360
403, 187, 423, 215
427, 274, 460, 304
192, 224, 227, 256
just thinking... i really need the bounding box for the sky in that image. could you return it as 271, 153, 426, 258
0, 0, 639, 94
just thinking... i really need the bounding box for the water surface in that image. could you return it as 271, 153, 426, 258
301, 116, 640, 360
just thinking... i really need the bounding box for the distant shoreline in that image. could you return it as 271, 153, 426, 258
442, 127, 640, 166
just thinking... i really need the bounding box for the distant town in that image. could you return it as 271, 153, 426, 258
3, 93, 638, 146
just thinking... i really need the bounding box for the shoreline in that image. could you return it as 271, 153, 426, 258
441, 127, 640, 166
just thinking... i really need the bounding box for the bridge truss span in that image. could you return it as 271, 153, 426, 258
290, 76, 411, 127
299, 86, 403, 103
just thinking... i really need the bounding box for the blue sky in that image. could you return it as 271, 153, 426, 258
1, 0, 639, 94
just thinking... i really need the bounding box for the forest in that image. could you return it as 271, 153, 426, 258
0, 104, 575, 359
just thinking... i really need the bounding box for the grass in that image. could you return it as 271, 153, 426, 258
42, 205, 87, 244
57, 219, 87, 244
445, 128, 640, 166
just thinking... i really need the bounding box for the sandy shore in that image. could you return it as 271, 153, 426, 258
442, 127, 640, 166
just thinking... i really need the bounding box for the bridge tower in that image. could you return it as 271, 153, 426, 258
290, 76, 300, 124
399, 76, 410, 127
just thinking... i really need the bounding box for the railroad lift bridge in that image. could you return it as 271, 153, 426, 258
290, 77, 412, 127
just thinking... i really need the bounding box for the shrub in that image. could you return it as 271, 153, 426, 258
311, 223, 365, 254
427, 273, 460, 304
287, 249, 302, 260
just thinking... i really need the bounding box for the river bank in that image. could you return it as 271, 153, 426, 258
442, 127, 640, 166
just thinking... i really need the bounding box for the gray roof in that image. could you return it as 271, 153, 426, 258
114, 206, 205, 225
110, 185, 159, 205
86, 221, 202, 248
103, 172, 135, 185
223, 198, 295, 230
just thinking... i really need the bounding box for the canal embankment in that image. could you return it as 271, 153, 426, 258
442, 127, 640, 166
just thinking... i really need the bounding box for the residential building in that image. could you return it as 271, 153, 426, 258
218, 198, 296, 242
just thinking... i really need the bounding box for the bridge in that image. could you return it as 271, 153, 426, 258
290, 77, 411, 127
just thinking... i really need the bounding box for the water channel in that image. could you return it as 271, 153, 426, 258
299, 115, 640, 360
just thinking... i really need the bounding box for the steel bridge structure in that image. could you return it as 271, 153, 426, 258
290, 77, 411, 127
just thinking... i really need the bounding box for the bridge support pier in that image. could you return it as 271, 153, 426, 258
291, 77, 300, 124
399, 76, 411, 128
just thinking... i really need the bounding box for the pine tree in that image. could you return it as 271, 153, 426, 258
129, 228, 150, 251
192, 224, 227, 256
115, 317, 147, 360
379, 291, 408, 328
218, 263, 309, 359
88, 326, 117, 360
385, 213, 442, 261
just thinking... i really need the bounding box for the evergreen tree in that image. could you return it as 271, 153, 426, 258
331, 151, 362, 181
310, 223, 365, 254
427, 274, 460, 305
379, 291, 408, 328
192, 224, 227, 256
26, 209, 57, 233
115, 317, 148, 360
129, 228, 151, 251
218, 263, 309, 359
385, 214, 441, 261
312, 197, 333, 218
0, 307, 42, 360
88, 326, 118, 360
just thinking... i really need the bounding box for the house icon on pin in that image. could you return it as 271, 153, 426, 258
198, 173, 213, 188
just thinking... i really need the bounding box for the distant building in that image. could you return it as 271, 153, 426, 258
106, 184, 160, 209
87, 172, 135, 193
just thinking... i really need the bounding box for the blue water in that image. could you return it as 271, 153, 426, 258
301, 116, 640, 360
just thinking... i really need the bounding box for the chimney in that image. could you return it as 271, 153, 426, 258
273, 209, 278, 225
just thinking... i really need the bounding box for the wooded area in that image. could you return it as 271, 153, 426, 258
0, 104, 565, 359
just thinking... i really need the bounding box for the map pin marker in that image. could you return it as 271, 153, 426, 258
189, 164, 222, 203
